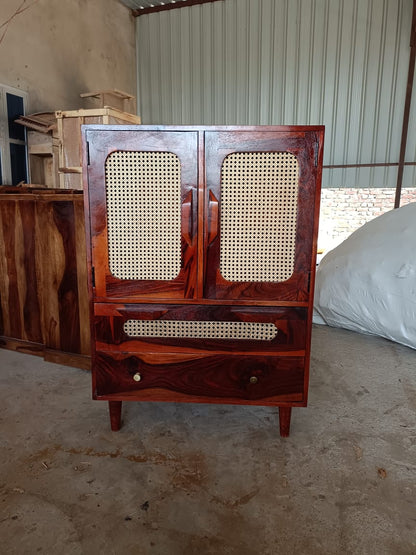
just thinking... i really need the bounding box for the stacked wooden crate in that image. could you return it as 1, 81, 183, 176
15, 112, 59, 188
18, 105, 141, 190
56, 107, 141, 189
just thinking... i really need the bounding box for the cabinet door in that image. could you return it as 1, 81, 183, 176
204, 129, 323, 301
84, 129, 198, 301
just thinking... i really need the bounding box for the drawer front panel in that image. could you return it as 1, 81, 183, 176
94, 304, 307, 353
94, 351, 305, 401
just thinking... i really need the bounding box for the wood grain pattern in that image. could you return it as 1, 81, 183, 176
108, 401, 122, 431
204, 130, 320, 301
74, 198, 91, 356
44, 348, 91, 371
95, 389, 304, 407
93, 303, 307, 353
278, 407, 292, 437
0, 188, 91, 366
85, 130, 199, 301
0, 198, 42, 343
0, 336, 44, 357
94, 351, 305, 401
83, 126, 325, 435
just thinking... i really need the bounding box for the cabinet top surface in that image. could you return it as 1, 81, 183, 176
82, 124, 325, 134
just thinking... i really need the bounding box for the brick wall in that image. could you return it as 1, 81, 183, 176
318, 187, 416, 252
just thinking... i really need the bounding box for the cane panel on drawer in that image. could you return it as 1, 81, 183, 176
93, 304, 307, 354
123, 319, 278, 341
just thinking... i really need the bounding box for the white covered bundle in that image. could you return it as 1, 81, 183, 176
313, 202, 416, 350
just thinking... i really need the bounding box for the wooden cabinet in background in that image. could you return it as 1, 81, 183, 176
83, 125, 324, 436
0, 187, 90, 369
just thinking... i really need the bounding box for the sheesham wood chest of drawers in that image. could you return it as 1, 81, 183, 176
82, 125, 324, 436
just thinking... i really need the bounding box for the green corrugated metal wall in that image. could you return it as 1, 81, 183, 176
136, 0, 415, 188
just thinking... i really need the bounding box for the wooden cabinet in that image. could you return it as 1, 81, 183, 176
83, 126, 324, 436
0, 187, 90, 368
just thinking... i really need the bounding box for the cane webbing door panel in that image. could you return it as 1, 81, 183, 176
85, 129, 198, 301
105, 150, 182, 281
204, 130, 319, 301
219, 151, 299, 284
83, 125, 324, 437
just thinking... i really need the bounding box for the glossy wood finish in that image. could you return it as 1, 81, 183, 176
83, 126, 324, 436
86, 130, 198, 301
0, 188, 90, 367
204, 130, 320, 301
278, 407, 292, 437
94, 352, 305, 400
94, 304, 307, 353
109, 400, 122, 431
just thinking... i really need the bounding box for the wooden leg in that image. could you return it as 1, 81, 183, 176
108, 401, 122, 431
279, 407, 292, 437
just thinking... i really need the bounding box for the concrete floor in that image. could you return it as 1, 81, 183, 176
0, 325, 415, 555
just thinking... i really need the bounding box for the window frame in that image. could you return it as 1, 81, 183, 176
0, 84, 28, 186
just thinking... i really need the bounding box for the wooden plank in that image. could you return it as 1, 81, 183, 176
56, 108, 141, 122
80, 90, 134, 112
0, 200, 23, 339
0, 203, 9, 337
0, 192, 82, 201
20, 200, 43, 343
0, 199, 42, 343
50, 201, 81, 353
74, 197, 91, 356
58, 167, 82, 174
44, 348, 91, 371
35, 199, 63, 351
0, 336, 44, 357
58, 173, 82, 190
35, 194, 86, 354
59, 116, 81, 169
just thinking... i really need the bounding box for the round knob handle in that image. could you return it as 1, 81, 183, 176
133, 372, 142, 382
249, 376, 258, 384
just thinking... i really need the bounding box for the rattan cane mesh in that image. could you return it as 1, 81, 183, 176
124, 319, 278, 341
220, 152, 299, 282
105, 151, 181, 280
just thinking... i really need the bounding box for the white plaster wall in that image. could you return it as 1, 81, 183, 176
0, 0, 136, 113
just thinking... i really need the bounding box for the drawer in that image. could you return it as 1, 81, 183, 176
94, 351, 306, 402
94, 304, 307, 353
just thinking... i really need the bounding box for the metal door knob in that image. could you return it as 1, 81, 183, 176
133, 373, 142, 382
249, 376, 258, 384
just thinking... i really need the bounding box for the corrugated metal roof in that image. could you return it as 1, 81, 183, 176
120, 0, 186, 9
120, 0, 222, 16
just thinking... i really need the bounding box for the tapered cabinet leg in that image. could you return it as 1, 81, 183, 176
279, 407, 292, 437
108, 401, 122, 431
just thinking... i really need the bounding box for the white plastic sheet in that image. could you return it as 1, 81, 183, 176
313, 202, 416, 350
